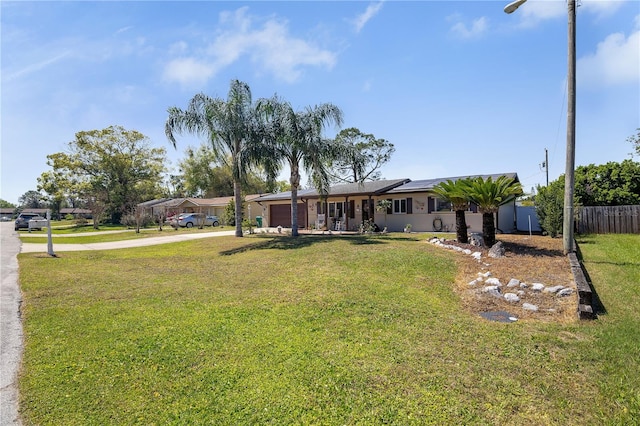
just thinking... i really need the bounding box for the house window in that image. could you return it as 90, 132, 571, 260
393, 199, 407, 214
328, 202, 345, 219
435, 198, 453, 212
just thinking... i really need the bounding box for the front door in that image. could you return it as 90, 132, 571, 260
361, 199, 374, 222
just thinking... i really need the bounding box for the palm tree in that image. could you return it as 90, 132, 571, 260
465, 176, 523, 246
432, 178, 472, 243
165, 80, 262, 237
257, 96, 343, 236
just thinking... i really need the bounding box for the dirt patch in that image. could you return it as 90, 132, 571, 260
432, 234, 577, 323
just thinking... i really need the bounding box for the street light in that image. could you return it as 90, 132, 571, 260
504, 0, 577, 254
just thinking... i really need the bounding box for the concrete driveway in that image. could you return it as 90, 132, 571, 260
20, 229, 236, 253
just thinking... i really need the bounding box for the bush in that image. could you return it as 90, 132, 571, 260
120, 213, 154, 228
535, 181, 564, 237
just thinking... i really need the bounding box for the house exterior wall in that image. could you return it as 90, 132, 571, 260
295, 194, 517, 234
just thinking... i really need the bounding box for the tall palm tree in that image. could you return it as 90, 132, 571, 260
465, 175, 523, 246
257, 96, 343, 237
432, 178, 472, 243
165, 80, 262, 237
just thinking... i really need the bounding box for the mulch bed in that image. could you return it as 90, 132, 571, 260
430, 234, 577, 323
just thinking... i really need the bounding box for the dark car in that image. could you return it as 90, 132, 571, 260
15, 212, 44, 231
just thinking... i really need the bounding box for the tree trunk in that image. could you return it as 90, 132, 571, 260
455, 209, 468, 244
233, 179, 243, 237
290, 167, 300, 237
482, 212, 496, 247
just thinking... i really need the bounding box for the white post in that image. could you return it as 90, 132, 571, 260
46, 209, 55, 257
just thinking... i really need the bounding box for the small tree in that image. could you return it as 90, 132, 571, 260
432, 179, 472, 244
466, 176, 523, 247
535, 180, 564, 237
375, 199, 391, 229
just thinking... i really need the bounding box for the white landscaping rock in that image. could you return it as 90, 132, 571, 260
472, 252, 482, 260
522, 303, 539, 312
519, 282, 529, 289
468, 279, 479, 286
504, 293, 521, 303
531, 283, 545, 292
557, 288, 574, 297
507, 279, 520, 288
544, 285, 565, 294
485, 277, 502, 286
482, 286, 502, 298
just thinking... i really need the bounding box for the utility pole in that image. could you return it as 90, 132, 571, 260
563, 0, 577, 255
543, 148, 549, 186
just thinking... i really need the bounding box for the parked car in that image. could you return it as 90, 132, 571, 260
15, 212, 45, 231
171, 213, 220, 228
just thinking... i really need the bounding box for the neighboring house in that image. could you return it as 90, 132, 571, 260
0, 208, 16, 218
137, 195, 264, 224
60, 208, 92, 218
254, 173, 521, 233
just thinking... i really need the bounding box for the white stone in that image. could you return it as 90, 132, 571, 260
507, 279, 520, 288
504, 293, 521, 303
531, 283, 545, 292
468, 279, 478, 286
522, 303, 539, 312
520, 282, 529, 289
557, 288, 574, 297
517, 290, 525, 296
485, 277, 502, 286
472, 252, 482, 260
463, 249, 472, 255
481, 271, 492, 278
544, 285, 565, 294
482, 286, 502, 297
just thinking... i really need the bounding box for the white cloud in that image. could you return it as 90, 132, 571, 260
515, 0, 628, 26
162, 57, 215, 86
450, 17, 488, 39
163, 7, 337, 85
352, 2, 384, 33
5, 51, 71, 81
578, 19, 640, 87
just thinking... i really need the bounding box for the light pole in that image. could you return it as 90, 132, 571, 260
504, 0, 577, 254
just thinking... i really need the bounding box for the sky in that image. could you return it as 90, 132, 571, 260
1, 0, 639, 205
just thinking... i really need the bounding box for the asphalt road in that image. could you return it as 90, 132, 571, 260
0, 222, 22, 426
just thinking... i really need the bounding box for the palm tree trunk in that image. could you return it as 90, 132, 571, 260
482, 212, 496, 247
290, 167, 300, 237
234, 180, 243, 237
455, 210, 469, 244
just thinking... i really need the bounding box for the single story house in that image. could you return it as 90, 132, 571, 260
253, 173, 520, 234
137, 195, 264, 224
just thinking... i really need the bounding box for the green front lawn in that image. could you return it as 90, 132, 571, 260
17, 233, 639, 424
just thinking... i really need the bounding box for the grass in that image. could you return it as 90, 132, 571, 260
17, 233, 640, 425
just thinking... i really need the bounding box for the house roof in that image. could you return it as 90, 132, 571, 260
141, 194, 267, 209
60, 208, 92, 214
386, 173, 519, 194
254, 179, 411, 202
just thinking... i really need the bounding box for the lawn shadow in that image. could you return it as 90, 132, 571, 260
575, 242, 607, 315
219, 234, 390, 256
500, 239, 565, 257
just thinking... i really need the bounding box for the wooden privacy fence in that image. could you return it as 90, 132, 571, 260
577, 205, 640, 234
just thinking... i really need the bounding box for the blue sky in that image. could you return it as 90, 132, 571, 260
2, 0, 638, 205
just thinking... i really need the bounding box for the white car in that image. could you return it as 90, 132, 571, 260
171, 213, 220, 228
